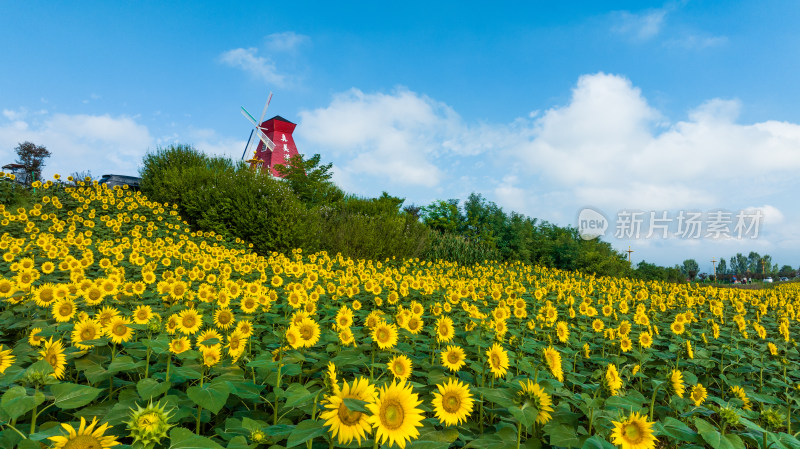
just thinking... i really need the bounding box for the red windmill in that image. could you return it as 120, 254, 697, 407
241, 93, 300, 177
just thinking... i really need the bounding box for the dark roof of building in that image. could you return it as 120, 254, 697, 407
267, 115, 295, 125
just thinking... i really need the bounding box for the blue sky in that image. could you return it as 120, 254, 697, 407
2, 1, 800, 271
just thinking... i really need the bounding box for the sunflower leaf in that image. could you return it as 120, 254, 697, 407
285, 419, 326, 448
51, 382, 102, 409
187, 380, 231, 415
342, 397, 369, 413
169, 427, 225, 449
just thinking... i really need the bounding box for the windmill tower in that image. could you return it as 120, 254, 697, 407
241, 94, 300, 178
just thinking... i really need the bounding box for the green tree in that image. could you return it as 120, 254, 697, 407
14, 141, 51, 185
681, 259, 699, 281
421, 199, 463, 234
273, 153, 344, 206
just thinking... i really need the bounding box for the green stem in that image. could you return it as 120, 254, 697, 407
274, 356, 283, 426
196, 369, 204, 435
649, 382, 663, 422
516, 421, 523, 449
165, 356, 171, 383
29, 385, 38, 434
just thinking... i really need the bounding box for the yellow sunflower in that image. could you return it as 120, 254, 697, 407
40, 337, 67, 379
52, 298, 77, 323
406, 316, 423, 334
226, 329, 247, 361
49, 416, 120, 449
132, 305, 153, 325
286, 325, 302, 349
196, 329, 223, 349
72, 318, 102, 350
34, 283, 58, 307
610, 411, 657, 449
201, 344, 222, 367
366, 381, 424, 449
670, 370, 685, 398
606, 364, 623, 396
440, 345, 466, 372
486, 342, 509, 378
543, 346, 564, 383
431, 378, 474, 426
372, 322, 398, 349
29, 327, 43, 347
97, 306, 120, 328
320, 377, 376, 446
730, 385, 751, 411
169, 336, 191, 355
387, 355, 413, 382
105, 316, 134, 344
690, 383, 707, 406
0, 345, 15, 374
516, 380, 554, 425
556, 321, 569, 343
235, 320, 253, 338
296, 317, 321, 347
177, 309, 202, 335
213, 308, 235, 330
638, 332, 653, 349
435, 316, 455, 343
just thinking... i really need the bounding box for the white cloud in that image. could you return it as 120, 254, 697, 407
220, 32, 309, 87
665, 34, 728, 49
0, 112, 152, 178
219, 48, 286, 87
265, 31, 309, 53
513, 73, 800, 214
0, 111, 245, 180
611, 9, 667, 40
299, 88, 459, 187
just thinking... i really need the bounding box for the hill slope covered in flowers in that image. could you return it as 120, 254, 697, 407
0, 177, 797, 449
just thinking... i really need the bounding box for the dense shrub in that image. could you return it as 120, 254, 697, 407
317, 198, 429, 261
422, 230, 499, 265
139, 145, 319, 254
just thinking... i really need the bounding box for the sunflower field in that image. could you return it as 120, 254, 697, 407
0, 176, 798, 449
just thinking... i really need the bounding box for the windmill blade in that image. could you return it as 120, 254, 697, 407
241, 107, 275, 150
257, 92, 273, 126
241, 129, 255, 160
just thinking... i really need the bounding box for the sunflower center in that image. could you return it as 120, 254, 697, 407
80, 327, 96, 340
300, 325, 313, 339
623, 422, 642, 442
47, 353, 58, 365
63, 434, 102, 449
113, 323, 127, 336
380, 400, 405, 430
447, 352, 460, 364
443, 393, 461, 413
182, 316, 196, 328
491, 353, 501, 368
376, 329, 389, 342
58, 303, 73, 316
337, 403, 362, 426
393, 362, 406, 375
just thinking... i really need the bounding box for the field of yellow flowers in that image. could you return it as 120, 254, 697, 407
0, 176, 797, 449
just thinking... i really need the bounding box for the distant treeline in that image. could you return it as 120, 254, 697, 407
136, 145, 685, 279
